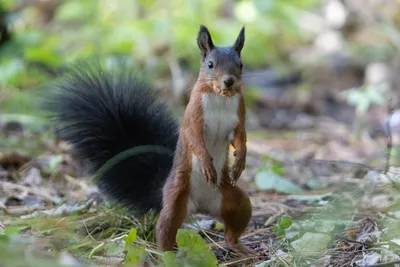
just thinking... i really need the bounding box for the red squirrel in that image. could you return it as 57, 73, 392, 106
47, 25, 252, 254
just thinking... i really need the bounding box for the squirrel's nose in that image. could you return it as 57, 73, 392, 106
224, 77, 235, 87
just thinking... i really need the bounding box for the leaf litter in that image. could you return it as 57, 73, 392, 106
0, 112, 399, 267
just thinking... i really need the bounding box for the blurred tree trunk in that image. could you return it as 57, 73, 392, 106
0, 4, 11, 47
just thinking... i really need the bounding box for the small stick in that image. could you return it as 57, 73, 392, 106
0, 180, 61, 204
384, 99, 394, 174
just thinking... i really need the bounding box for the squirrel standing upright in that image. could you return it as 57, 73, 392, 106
47, 25, 252, 254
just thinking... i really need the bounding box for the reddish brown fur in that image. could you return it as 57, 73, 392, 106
220, 166, 252, 254
155, 76, 252, 253
156, 139, 191, 251
156, 83, 214, 250
155, 25, 251, 253
180, 81, 220, 186
231, 93, 247, 184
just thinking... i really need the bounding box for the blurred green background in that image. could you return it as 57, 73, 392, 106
2, 1, 400, 266
0, 0, 318, 76
1, 0, 400, 129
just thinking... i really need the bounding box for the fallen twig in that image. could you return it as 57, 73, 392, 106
20, 199, 94, 219
0, 180, 61, 204
3, 204, 42, 216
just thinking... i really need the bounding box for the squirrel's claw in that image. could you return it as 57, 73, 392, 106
230, 156, 245, 185
202, 163, 218, 189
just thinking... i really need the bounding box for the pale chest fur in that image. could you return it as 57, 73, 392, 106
188, 93, 240, 217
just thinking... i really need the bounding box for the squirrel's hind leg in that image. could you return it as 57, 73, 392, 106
220, 167, 253, 255
156, 167, 191, 252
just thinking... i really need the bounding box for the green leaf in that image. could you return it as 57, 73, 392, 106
341, 83, 387, 116
125, 228, 137, 244
273, 216, 293, 237
313, 220, 336, 233
162, 251, 179, 267
270, 161, 287, 176
385, 220, 400, 239
4, 226, 22, 236
167, 229, 219, 267
0, 226, 23, 242
255, 170, 303, 194
291, 232, 331, 254
279, 217, 293, 229
215, 222, 225, 231
125, 245, 147, 265
176, 229, 212, 254
124, 228, 147, 265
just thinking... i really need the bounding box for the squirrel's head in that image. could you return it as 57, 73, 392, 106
197, 25, 245, 97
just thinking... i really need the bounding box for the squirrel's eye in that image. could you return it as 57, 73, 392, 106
239, 63, 243, 70
208, 61, 214, 69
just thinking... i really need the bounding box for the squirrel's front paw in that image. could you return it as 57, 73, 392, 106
201, 158, 218, 187
231, 150, 246, 185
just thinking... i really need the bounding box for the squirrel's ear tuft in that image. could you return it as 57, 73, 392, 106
197, 25, 214, 59
233, 26, 245, 56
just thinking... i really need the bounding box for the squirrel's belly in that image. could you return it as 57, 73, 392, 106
187, 130, 231, 217
188, 154, 223, 218
187, 93, 240, 217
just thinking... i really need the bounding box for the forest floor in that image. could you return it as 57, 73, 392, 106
1, 95, 400, 267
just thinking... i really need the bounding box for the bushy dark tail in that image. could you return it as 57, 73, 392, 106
45, 62, 178, 214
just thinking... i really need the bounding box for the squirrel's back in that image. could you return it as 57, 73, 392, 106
46, 62, 178, 213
